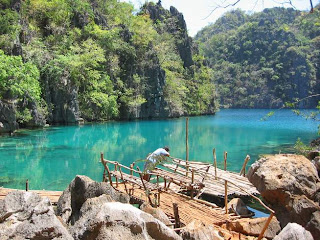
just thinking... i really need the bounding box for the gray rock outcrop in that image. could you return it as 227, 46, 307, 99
247, 154, 320, 238
0, 100, 18, 134
69, 195, 182, 240
180, 220, 225, 240
140, 202, 172, 226
0, 191, 72, 239
273, 223, 314, 240
56, 175, 129, 225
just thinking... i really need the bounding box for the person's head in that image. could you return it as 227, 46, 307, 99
163, 146, 170, 152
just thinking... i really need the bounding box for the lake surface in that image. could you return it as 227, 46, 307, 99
0, 109, 318, 191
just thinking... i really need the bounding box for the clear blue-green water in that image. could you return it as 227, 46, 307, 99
0, 109, 318, 191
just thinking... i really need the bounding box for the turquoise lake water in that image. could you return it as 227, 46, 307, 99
0, 109, 318, 191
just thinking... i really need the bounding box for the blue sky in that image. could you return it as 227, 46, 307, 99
121, 0, 320, 36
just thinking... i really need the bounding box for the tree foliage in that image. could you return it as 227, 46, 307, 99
0, 0, 216, 126
196, 6, 320, 109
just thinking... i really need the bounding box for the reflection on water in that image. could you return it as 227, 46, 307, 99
0, 109, 318, 190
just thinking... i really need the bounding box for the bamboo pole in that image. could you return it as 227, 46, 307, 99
26, 179, 29, 191
186, 117, 189, 164
173, 202, 181, 229
257, 212, 274, 240
115, 164, 119, 188
136, 167, 155, 207
224, 151, 228, 214
213, 148, 217, 180
191, 169, 195, 199
240, 155, 250, 176
118, 164, 128, 194
100, 153, 113, 187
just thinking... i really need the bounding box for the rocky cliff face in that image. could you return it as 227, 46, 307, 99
144, 3, 195, 68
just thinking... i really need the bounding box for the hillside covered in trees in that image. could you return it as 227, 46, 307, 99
196, 6, 320, 108
0, 0, 216, 133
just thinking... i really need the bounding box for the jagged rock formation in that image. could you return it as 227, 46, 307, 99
69, 195, 182, 240
0, 191, 73, 239
56, 175, 129, 224
247, 154, 320, 239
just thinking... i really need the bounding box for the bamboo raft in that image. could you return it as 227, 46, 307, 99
161, 157, 259, 198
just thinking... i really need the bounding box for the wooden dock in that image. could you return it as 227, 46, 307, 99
116, 183, 239, 226
162, 158, 259, 198
0, 187, 62, 204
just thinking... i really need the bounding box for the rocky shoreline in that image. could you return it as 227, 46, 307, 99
1, 153, 319, 239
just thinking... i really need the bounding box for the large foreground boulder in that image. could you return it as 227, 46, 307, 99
56, 175, 129, 225
69, 194, 182, 240
0, 191, 72, 239
273, 223, 313, 240
247, 154, 320, 238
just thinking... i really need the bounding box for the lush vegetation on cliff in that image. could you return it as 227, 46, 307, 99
0, 0, 216, 129
196, 6, 320, 109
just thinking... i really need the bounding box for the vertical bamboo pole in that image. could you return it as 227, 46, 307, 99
224, 151, 228, 214
173, 203, 181, 229
213, 148, 217, 180
240, 155, 250, 176
191, 169, 195, 199
186, 117, 189, 164
115, 164, 119, 188
26, 179, 29, 191
257, 212, 274, 240
101, 153, 113, 187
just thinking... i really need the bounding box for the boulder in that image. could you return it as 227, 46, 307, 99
56, 175, 129, 225
0, 191, 72, 239
227, 198, 252, 217
226, 216, 281, 239
180, 220, 224, 240
247, 154, 320, 239
140, 202, 171, 226
69, 195, 182, 240
273, 223, 313, 240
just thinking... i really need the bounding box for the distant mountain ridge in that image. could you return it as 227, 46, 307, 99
195, 6, 320, 108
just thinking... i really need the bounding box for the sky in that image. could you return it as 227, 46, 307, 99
121, 0, 320, 36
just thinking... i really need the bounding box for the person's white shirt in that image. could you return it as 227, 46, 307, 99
143, 148, 170, 172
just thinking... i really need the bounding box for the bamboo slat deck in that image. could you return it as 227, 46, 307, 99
116, 183, 239, 226
162, 158, 259, 197
0, 187, 62, 204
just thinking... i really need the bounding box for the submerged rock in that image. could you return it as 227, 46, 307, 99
69, 195, 182, 240
247, 154, 320, 239
0, 191, 72, 239
56, 175, 129, 225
